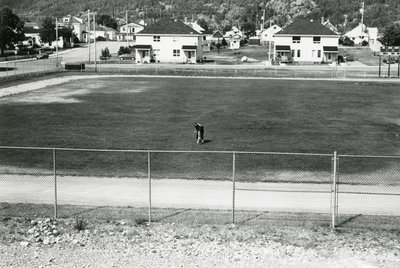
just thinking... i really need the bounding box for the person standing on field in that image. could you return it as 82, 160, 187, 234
194, 123, 205, 144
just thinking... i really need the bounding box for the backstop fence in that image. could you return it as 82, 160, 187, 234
0, 146, 399, 229
0, 58, 62, 81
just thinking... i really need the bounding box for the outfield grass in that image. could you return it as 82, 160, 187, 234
0, 77, 399, 182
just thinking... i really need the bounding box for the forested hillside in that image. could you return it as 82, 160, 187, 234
1, 0, 399, 33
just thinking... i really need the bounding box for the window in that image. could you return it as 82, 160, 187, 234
291, 50, 295, 57
131, 28, 135, 33
153, 49, 160, 57
122, 27, 126, 32
313, 36, 321, 44
292, 36, 301, 43
317, 50, 321, 58
153, 36, 160, 42
328, 53, 332, 60
173, 49, 180, 57
297, 50, 301, 58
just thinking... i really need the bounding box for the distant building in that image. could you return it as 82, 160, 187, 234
224, 26, 244, 50
117, 22, 145, 41
344, 23, 369, 45
85, 25, 118, 41
134, 18, 203, 64
59, 15, 85, 42
322, 19, 340, 35
274, 18, 339, 64
260, 25, 282, 45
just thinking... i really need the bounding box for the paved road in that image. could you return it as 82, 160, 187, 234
1, 175, 399, 216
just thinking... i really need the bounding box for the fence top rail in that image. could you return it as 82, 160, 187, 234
339, 154, 400, 159
0, 146, 334, 156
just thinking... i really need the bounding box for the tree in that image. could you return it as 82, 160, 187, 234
101, 47, 110, 60
381, 22, 400, 46
0, 7, 24, 56
58, 27, 74, 47
97, 14, 118, 30
39, 17, 56, 46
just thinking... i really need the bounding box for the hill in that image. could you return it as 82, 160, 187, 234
1, 0, 399, 33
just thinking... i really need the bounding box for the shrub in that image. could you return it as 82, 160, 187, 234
221, 38, 228, 46
361, 40, 369, 46
96, 36, 106, 41
118, 46, 131, 55
73, 219, 88, 231
101, 47, 110, 59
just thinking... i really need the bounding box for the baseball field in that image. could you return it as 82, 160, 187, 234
0, 75, 399, 183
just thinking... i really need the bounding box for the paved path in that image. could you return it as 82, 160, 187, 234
1, 175, 399, 216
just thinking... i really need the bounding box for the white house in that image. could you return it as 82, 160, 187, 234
134, 18, 203, 64
260, 24, 282, 45
59, 15, 85, 42
344, 23, 369, 45
86, 25, 118, 41
117, 22, 145, 41
274, 18, 339, 64
229, 34, 241, 50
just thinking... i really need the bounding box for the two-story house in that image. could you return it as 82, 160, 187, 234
134, 18, 203, 64
117, 22, 145, 41
59, 15, 84, 42
274, 18, 339, 64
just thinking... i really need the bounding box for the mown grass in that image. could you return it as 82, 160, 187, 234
0, 77, 399, 183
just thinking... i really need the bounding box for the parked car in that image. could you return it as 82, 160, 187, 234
36, 52, 49, 59
343, 54, 355, 62
383, 57, 397, 64
119, 54, 135, 61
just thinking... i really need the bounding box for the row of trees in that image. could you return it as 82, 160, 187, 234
0, 6, 76, 56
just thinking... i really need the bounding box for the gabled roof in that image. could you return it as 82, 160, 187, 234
276, 18, 338, 36
138, 18, 201, 35
213, 31, 224, 38
122, 22, 145, 28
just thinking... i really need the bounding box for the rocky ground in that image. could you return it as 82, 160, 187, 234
1, 216, 400, 267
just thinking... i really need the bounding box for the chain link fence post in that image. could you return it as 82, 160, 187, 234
331, 151, 337, 229
53, 149, 58, 219
232, 152, 236, 224
148, 151, 152, 224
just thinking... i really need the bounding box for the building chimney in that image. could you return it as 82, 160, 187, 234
321, 17, 325, 24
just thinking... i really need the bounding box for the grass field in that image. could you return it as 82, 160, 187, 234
0, 76, 399, 182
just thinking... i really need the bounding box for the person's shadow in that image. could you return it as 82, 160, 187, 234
202, 139, 212, 144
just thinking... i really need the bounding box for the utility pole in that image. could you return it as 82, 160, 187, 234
268, 19, 272, 63
262, 9, 266, 31
360, 2, 365, 26
55, 18, 59, 67
93, 12, 97, 72
126, 10, 129, 47
87, 10, 91, 62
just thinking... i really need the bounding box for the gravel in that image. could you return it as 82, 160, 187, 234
0, 217, 399, 267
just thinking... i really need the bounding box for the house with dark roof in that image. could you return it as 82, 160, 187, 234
134, 18, 203, 63
274, 18, 339, 64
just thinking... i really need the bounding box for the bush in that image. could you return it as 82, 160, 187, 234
73, 219, 88, 231
361, 40, 369, 46
101, 47, 111, 60
118, 46, 131, 55
340, 36, 354, 46
221, 38, 228, 46
96, 36, 106, 41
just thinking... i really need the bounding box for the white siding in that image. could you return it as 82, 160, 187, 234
136, 34, 202, 63
275, 35, 339, 62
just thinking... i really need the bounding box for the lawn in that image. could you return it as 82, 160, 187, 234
0, 76, 399, 182
338, 46, 380, 66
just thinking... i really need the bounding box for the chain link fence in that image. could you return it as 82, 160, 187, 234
82, 62, 400, 80
0, 58, 62, 82
0, 146, 399, 229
